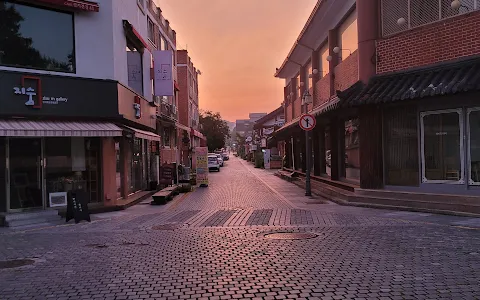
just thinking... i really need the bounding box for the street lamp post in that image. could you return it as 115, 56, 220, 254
302, 90, 313, 196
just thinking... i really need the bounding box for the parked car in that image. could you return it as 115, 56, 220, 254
208, 155, 220, 172
216, 154, 224, 167
222, 152, 229, 161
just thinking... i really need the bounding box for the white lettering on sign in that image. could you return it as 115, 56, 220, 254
435, 132, 448, 136
13, 86, 36, 106
14, 86, 68, 106
43, 96, 69, 105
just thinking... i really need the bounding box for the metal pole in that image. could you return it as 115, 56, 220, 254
304, 101, 312, 196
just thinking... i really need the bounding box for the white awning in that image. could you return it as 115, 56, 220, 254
124, 126, 161, 141
0, 120, 123, 137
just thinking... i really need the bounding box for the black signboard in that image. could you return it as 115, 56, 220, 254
0, 70, 118, 118
161, 164, 174, 181
66, 190, 91, 224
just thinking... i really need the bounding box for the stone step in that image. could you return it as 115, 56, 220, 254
1, 210, 61, 228
356, 189, 480, 206
349, 195, 480, 215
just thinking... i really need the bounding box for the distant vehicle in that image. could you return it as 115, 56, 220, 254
208, 155, 220, 172
215, 154, 224, 167
222, 152, 229, 161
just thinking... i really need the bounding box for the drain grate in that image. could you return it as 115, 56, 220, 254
0, 259, 35, 269
264, 232, 318, 240
151, 224, 182, 230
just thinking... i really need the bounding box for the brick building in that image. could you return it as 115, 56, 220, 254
273, 0, 480, 214
0, 0, 190, 226
176, 49, 205, 169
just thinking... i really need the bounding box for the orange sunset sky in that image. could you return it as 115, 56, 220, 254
157, 0, 318, 122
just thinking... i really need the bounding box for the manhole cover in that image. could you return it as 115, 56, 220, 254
264, 232, 318, 240
151, 224, 181, 230
0, 259, 35, 269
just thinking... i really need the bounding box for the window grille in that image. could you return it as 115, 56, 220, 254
381, 0, 479, 36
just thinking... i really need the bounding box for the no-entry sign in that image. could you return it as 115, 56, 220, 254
299, 114, 316, 131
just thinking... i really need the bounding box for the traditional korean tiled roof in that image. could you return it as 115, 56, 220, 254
348, 56, 480, 106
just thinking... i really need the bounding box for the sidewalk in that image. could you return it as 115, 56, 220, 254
238, 158, 480, 229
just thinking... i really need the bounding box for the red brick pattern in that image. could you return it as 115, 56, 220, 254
293, 97, 302, 118
314, 75, 331, 107
377, 12, 480, 74
334, 50, 359, 92
286, 104, 293, 122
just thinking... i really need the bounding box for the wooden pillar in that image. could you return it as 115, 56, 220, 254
312, 127, 320, 176
301, 133, 307, 172
329, 118, 342, 180
294, 135, 301, 171
314, 126, 326, 176
359, 106, 384, 189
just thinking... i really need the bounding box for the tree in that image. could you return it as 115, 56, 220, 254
199, 111, 230, 151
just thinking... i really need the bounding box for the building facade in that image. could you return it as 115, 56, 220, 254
177, 50, 205, 170
274, 0, 480, 214
0, 0, 182, 219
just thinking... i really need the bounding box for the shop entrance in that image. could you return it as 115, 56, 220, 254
8, 138, 44, 211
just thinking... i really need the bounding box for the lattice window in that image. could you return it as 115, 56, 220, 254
382, 0, 479, 37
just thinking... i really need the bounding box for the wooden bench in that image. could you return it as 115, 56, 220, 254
151, 186, 179, 205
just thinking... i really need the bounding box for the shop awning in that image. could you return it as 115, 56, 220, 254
349, 57, 480, 106
123, 126, 161, 141
0, 120, 122, 137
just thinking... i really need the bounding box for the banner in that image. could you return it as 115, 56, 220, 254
195, 147, 209, 186
153, 50, 174, 96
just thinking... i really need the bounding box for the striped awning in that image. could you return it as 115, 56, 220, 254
0, 120, 123, 137
124, 126, 161, 141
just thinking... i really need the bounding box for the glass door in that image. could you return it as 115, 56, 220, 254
420, 109, 464, 184
8, 138, 44, 211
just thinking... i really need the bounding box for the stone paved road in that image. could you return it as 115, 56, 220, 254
1, 157, 480, 299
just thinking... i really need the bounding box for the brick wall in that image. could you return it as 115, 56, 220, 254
293, 97, 302, 118
286, 103, 293, 122
177, 66, 189, 127
314, 75, 330, 107
377, 11, 480, 74
334, 50, 359, 91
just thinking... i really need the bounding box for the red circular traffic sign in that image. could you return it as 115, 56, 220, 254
299, 114, 316, 131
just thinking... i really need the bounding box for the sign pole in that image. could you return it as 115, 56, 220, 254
299, 109, 315, 197
305, 128, 312, 196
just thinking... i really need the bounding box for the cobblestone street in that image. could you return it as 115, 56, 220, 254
1, 157, 480, 300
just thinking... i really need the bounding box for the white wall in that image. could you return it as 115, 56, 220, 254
74, 0, 115, 80
111, 0, 153, 101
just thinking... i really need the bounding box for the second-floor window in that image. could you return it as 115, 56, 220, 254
338, 9, 358, 61
0, 1, 75, 73
147, 17, 155, 43
306, 61, 312, 90
319, 44, 329, 78
163, 127, 170, 147
381, 0, 478, 37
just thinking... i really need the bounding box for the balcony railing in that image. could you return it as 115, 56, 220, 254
382, 0, 480, 37
157, 102, 177, 121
